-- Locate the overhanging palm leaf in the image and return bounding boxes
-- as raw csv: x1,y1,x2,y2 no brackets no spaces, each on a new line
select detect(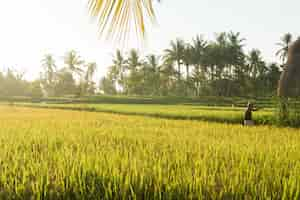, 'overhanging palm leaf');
88,0,158,42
